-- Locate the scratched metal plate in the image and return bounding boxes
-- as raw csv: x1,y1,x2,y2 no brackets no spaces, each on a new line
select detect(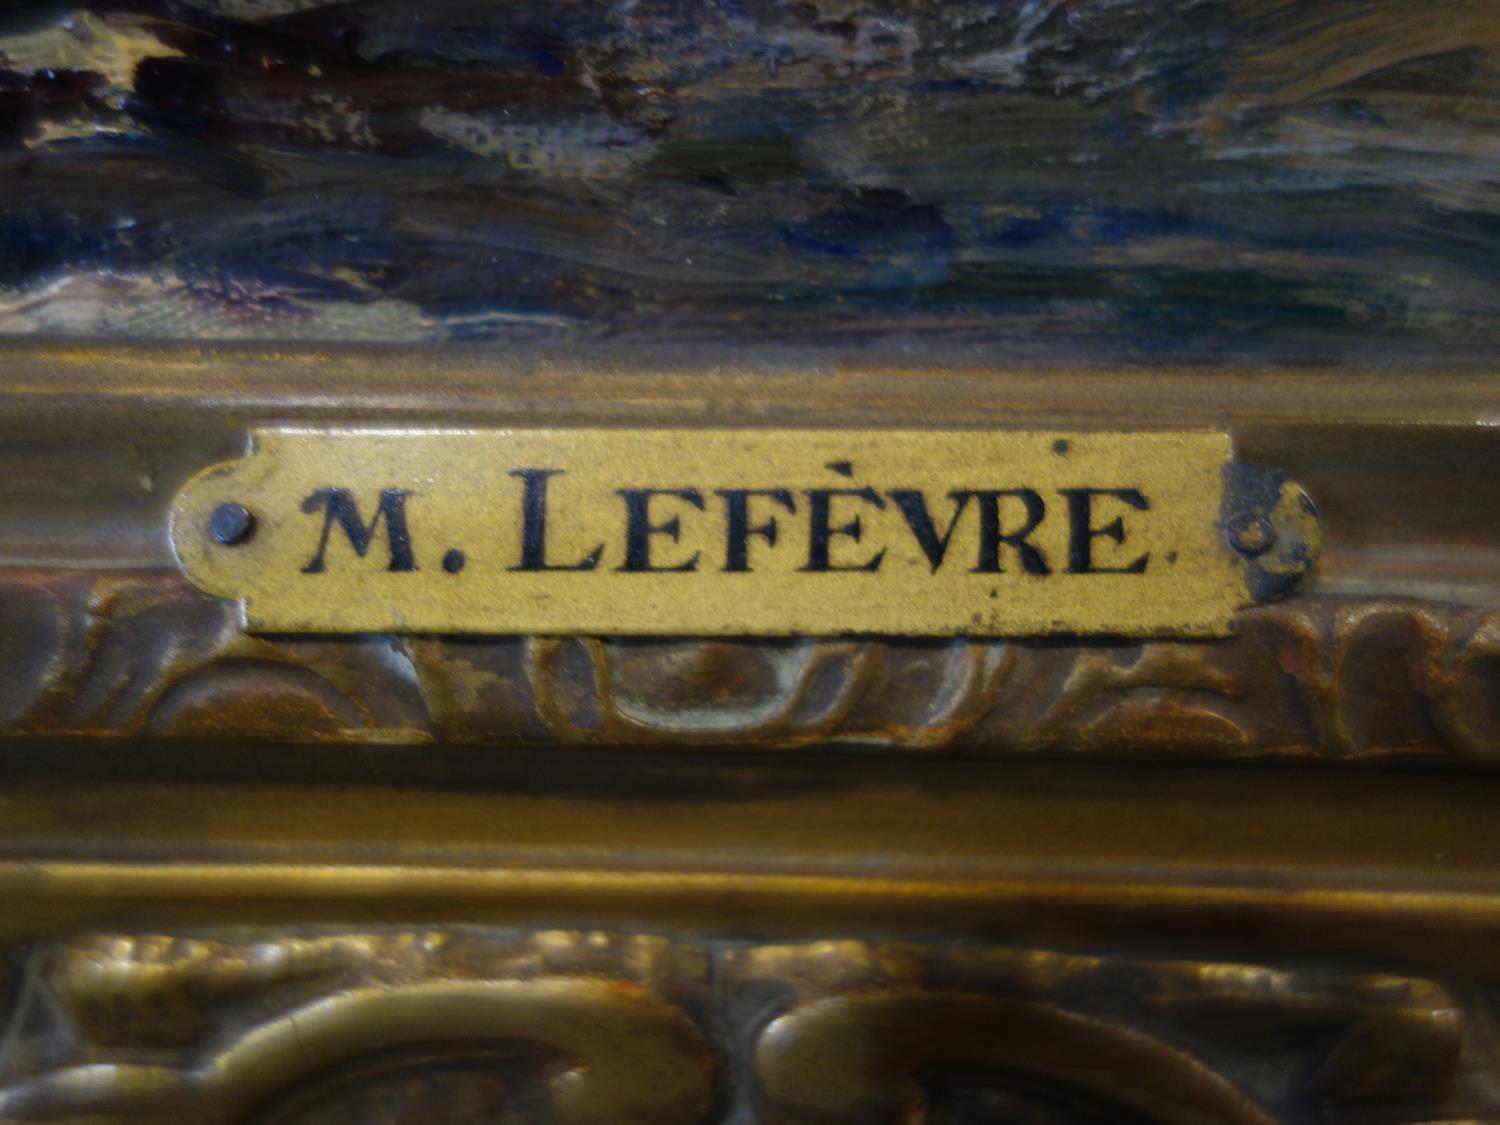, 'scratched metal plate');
169,427,1317,636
